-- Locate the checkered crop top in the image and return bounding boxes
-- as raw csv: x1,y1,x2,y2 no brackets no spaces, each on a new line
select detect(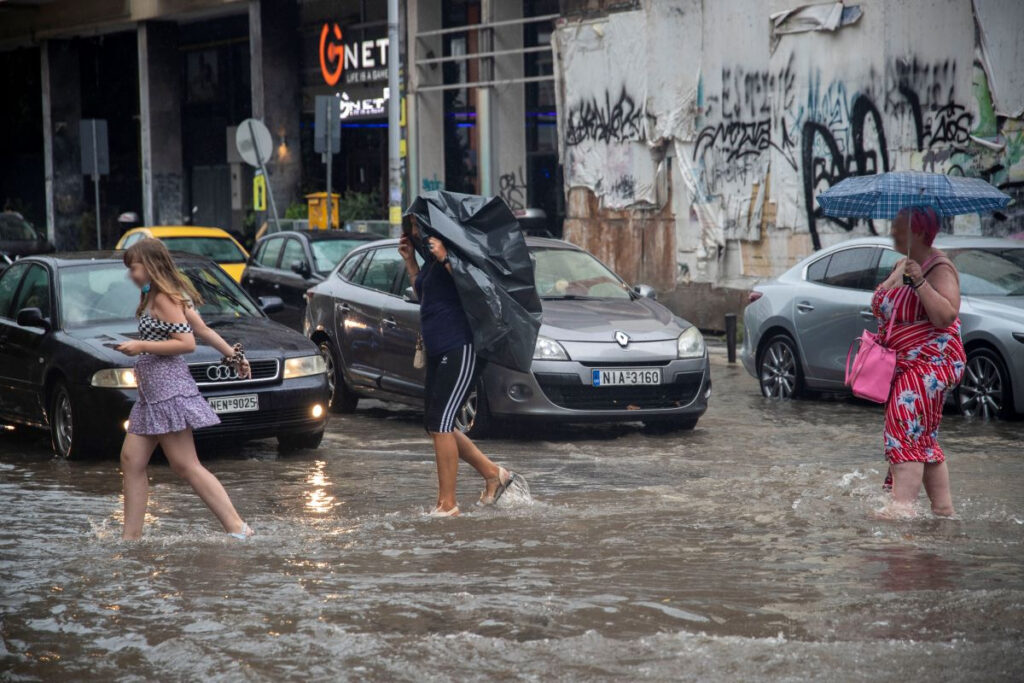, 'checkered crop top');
138,311,192,342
